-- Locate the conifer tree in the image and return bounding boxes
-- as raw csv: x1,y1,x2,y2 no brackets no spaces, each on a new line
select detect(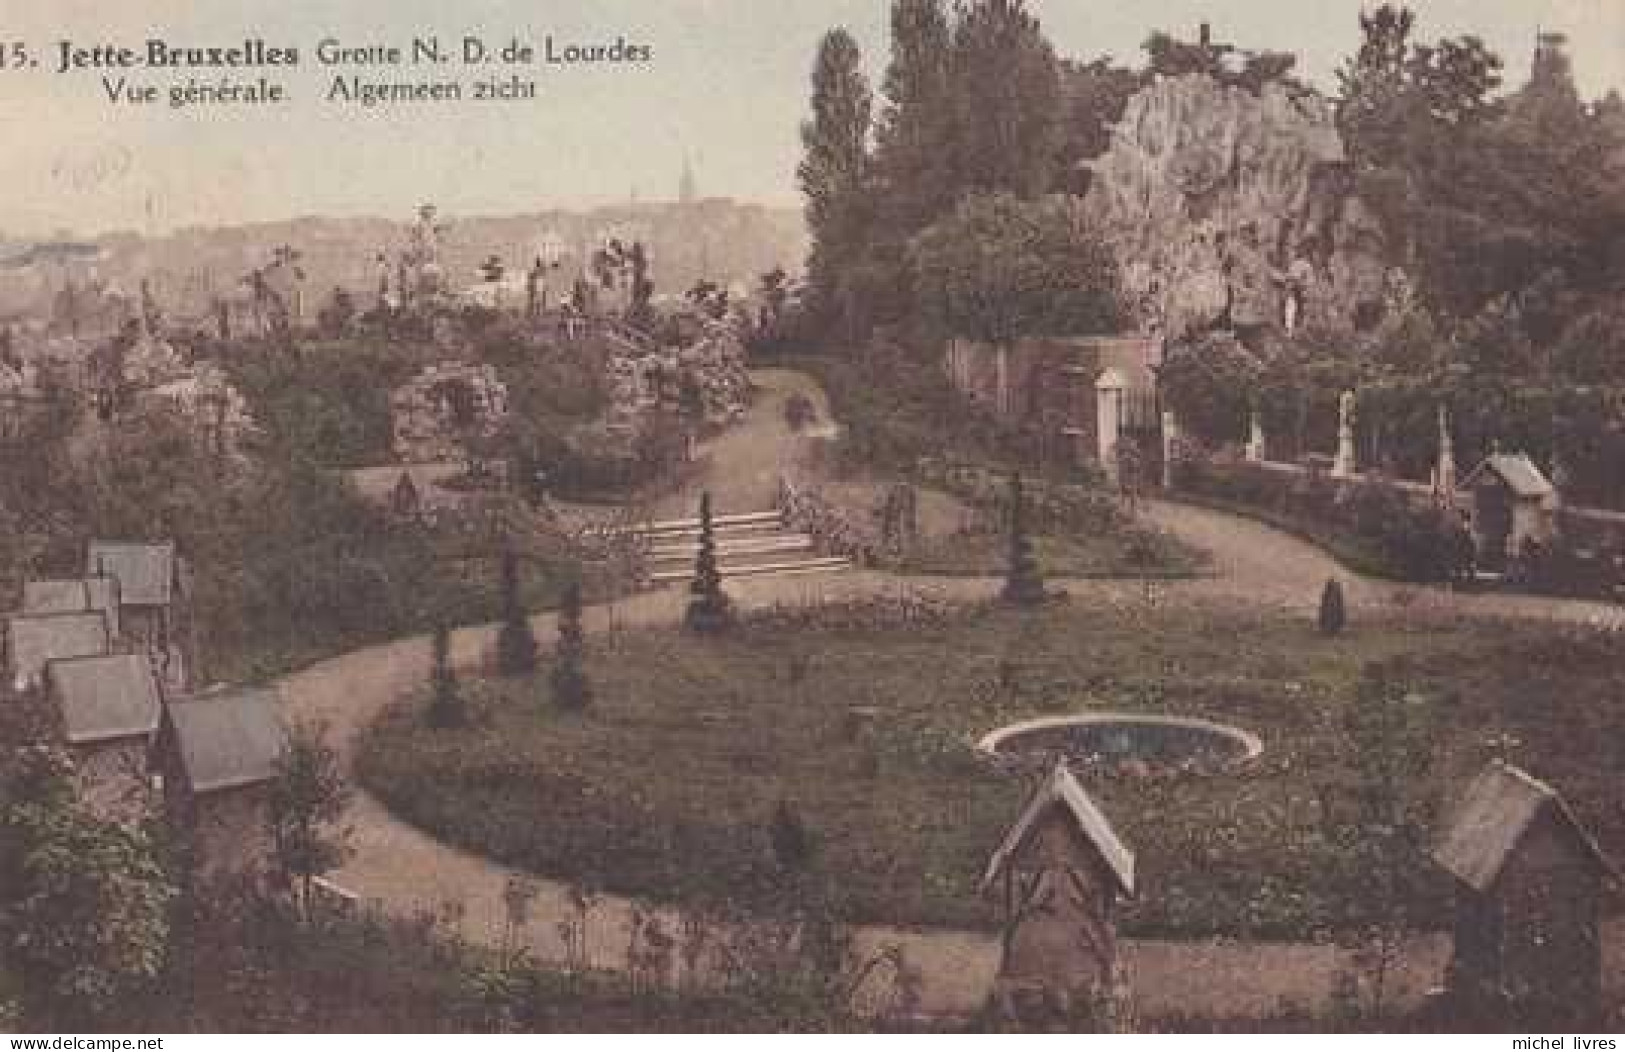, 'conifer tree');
798,28,874,335
1001,472,1047,606
427,622,464,728
769,799,816,873
684,491,734,632
948,0,1062,200
870,0,956,301
1319,578,1347,637
496,545,538,675
551,580,592,711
